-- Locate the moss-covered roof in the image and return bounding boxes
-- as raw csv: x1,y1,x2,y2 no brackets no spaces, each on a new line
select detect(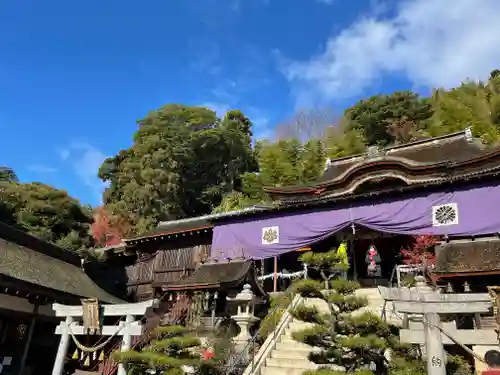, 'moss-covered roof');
435,238,500,274
0,223,123,304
